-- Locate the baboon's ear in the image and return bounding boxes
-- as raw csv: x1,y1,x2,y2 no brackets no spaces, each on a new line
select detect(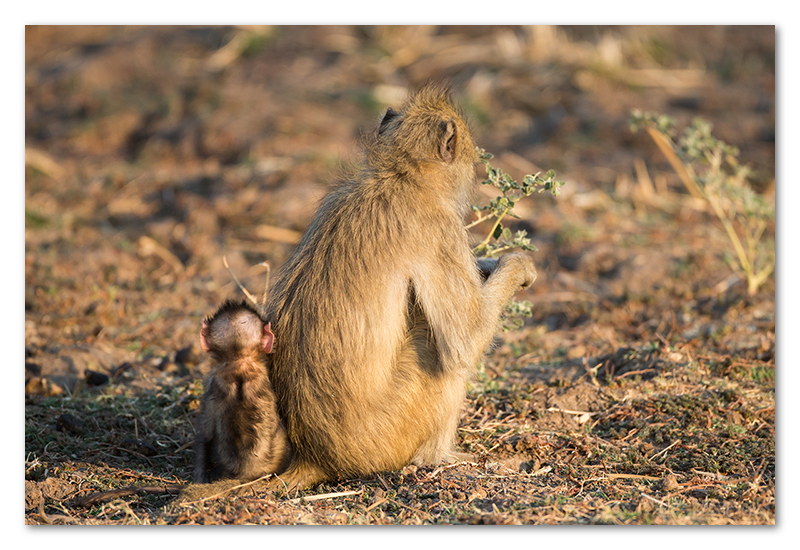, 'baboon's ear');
379,107,399,135
200,319,211,353
262,322,275,354
440,119,457,163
